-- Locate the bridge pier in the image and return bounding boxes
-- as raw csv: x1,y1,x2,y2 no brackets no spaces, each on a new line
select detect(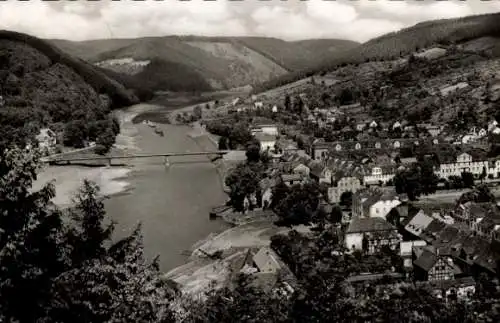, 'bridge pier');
107,158,112,167
164,156,170,169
